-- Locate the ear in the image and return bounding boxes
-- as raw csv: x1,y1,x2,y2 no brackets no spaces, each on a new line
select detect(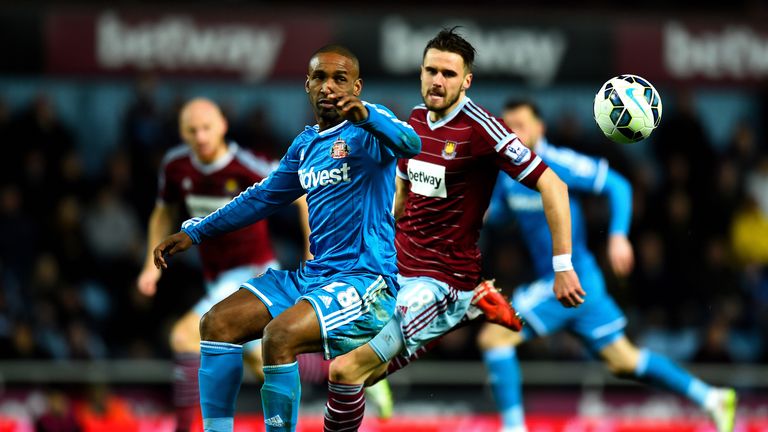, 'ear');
462,73,473,91
304,77,310,93
353,78,363,97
